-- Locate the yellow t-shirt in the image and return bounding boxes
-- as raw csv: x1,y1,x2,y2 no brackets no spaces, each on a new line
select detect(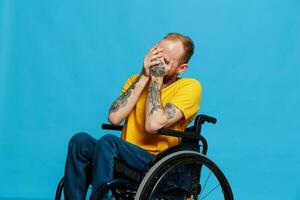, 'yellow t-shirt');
120,74,202,155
